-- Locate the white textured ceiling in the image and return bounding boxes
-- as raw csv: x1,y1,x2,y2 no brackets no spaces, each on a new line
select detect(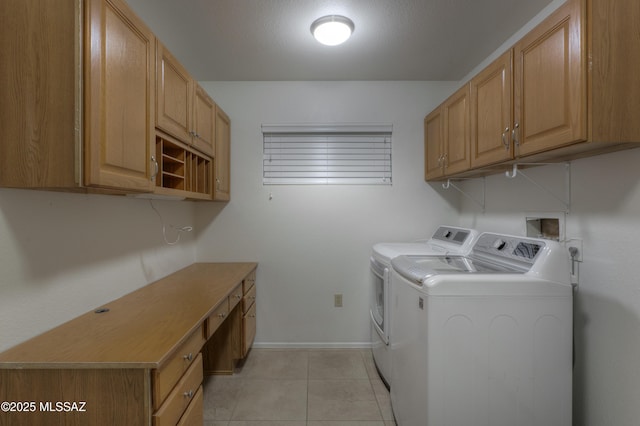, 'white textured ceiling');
126,0,553,81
